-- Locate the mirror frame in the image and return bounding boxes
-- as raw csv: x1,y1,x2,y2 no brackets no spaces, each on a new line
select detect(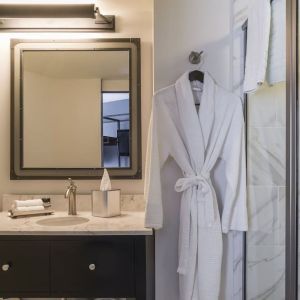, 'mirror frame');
11,38,141,180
